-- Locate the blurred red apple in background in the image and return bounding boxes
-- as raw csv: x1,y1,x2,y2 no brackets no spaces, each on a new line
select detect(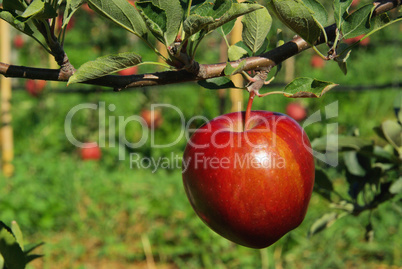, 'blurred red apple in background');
25,80,47,97
351,0,360,7
140,109,163,129
344,35,370,46
81,3,95,14
310,55,326,69
13,35,25,49
57,16,75,31
286,102,308,122
80,142,102,161
182,111,315,248
118,66,138,76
